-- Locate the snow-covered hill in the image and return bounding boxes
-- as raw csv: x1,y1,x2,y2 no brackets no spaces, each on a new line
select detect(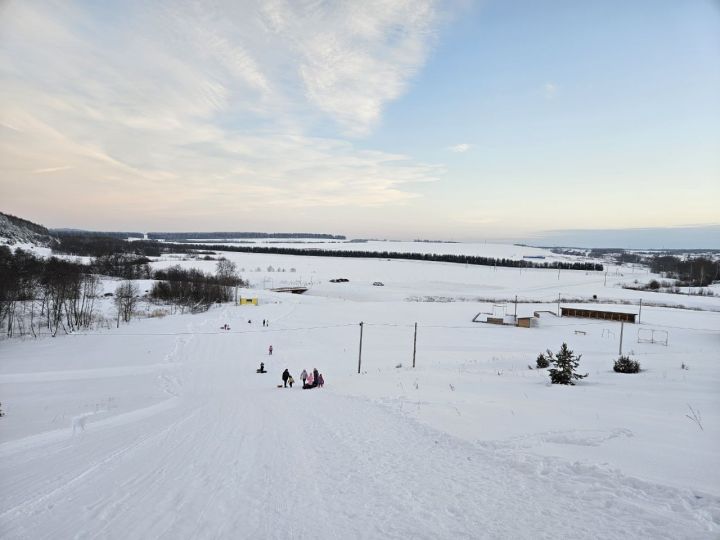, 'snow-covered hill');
0,212,57,247
1,246,719,538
